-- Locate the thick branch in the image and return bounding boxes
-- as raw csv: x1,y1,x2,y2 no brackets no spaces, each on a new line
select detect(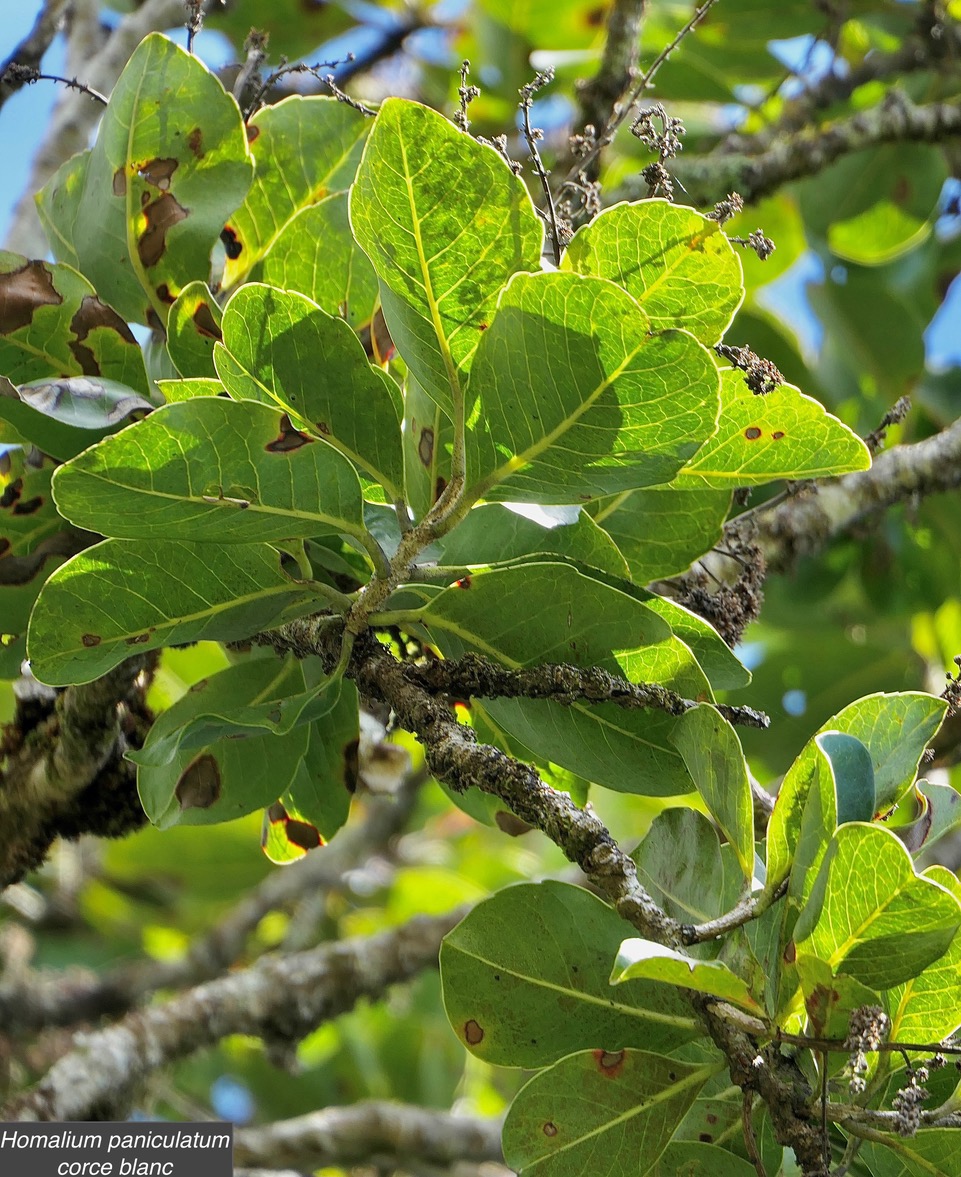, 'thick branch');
0,660,150,889
575,0,645,143
622,92,961,207
2,908,466,1121
0,0,72,113
234,1103,504,1171
749,417,961,573
407,650,769,729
